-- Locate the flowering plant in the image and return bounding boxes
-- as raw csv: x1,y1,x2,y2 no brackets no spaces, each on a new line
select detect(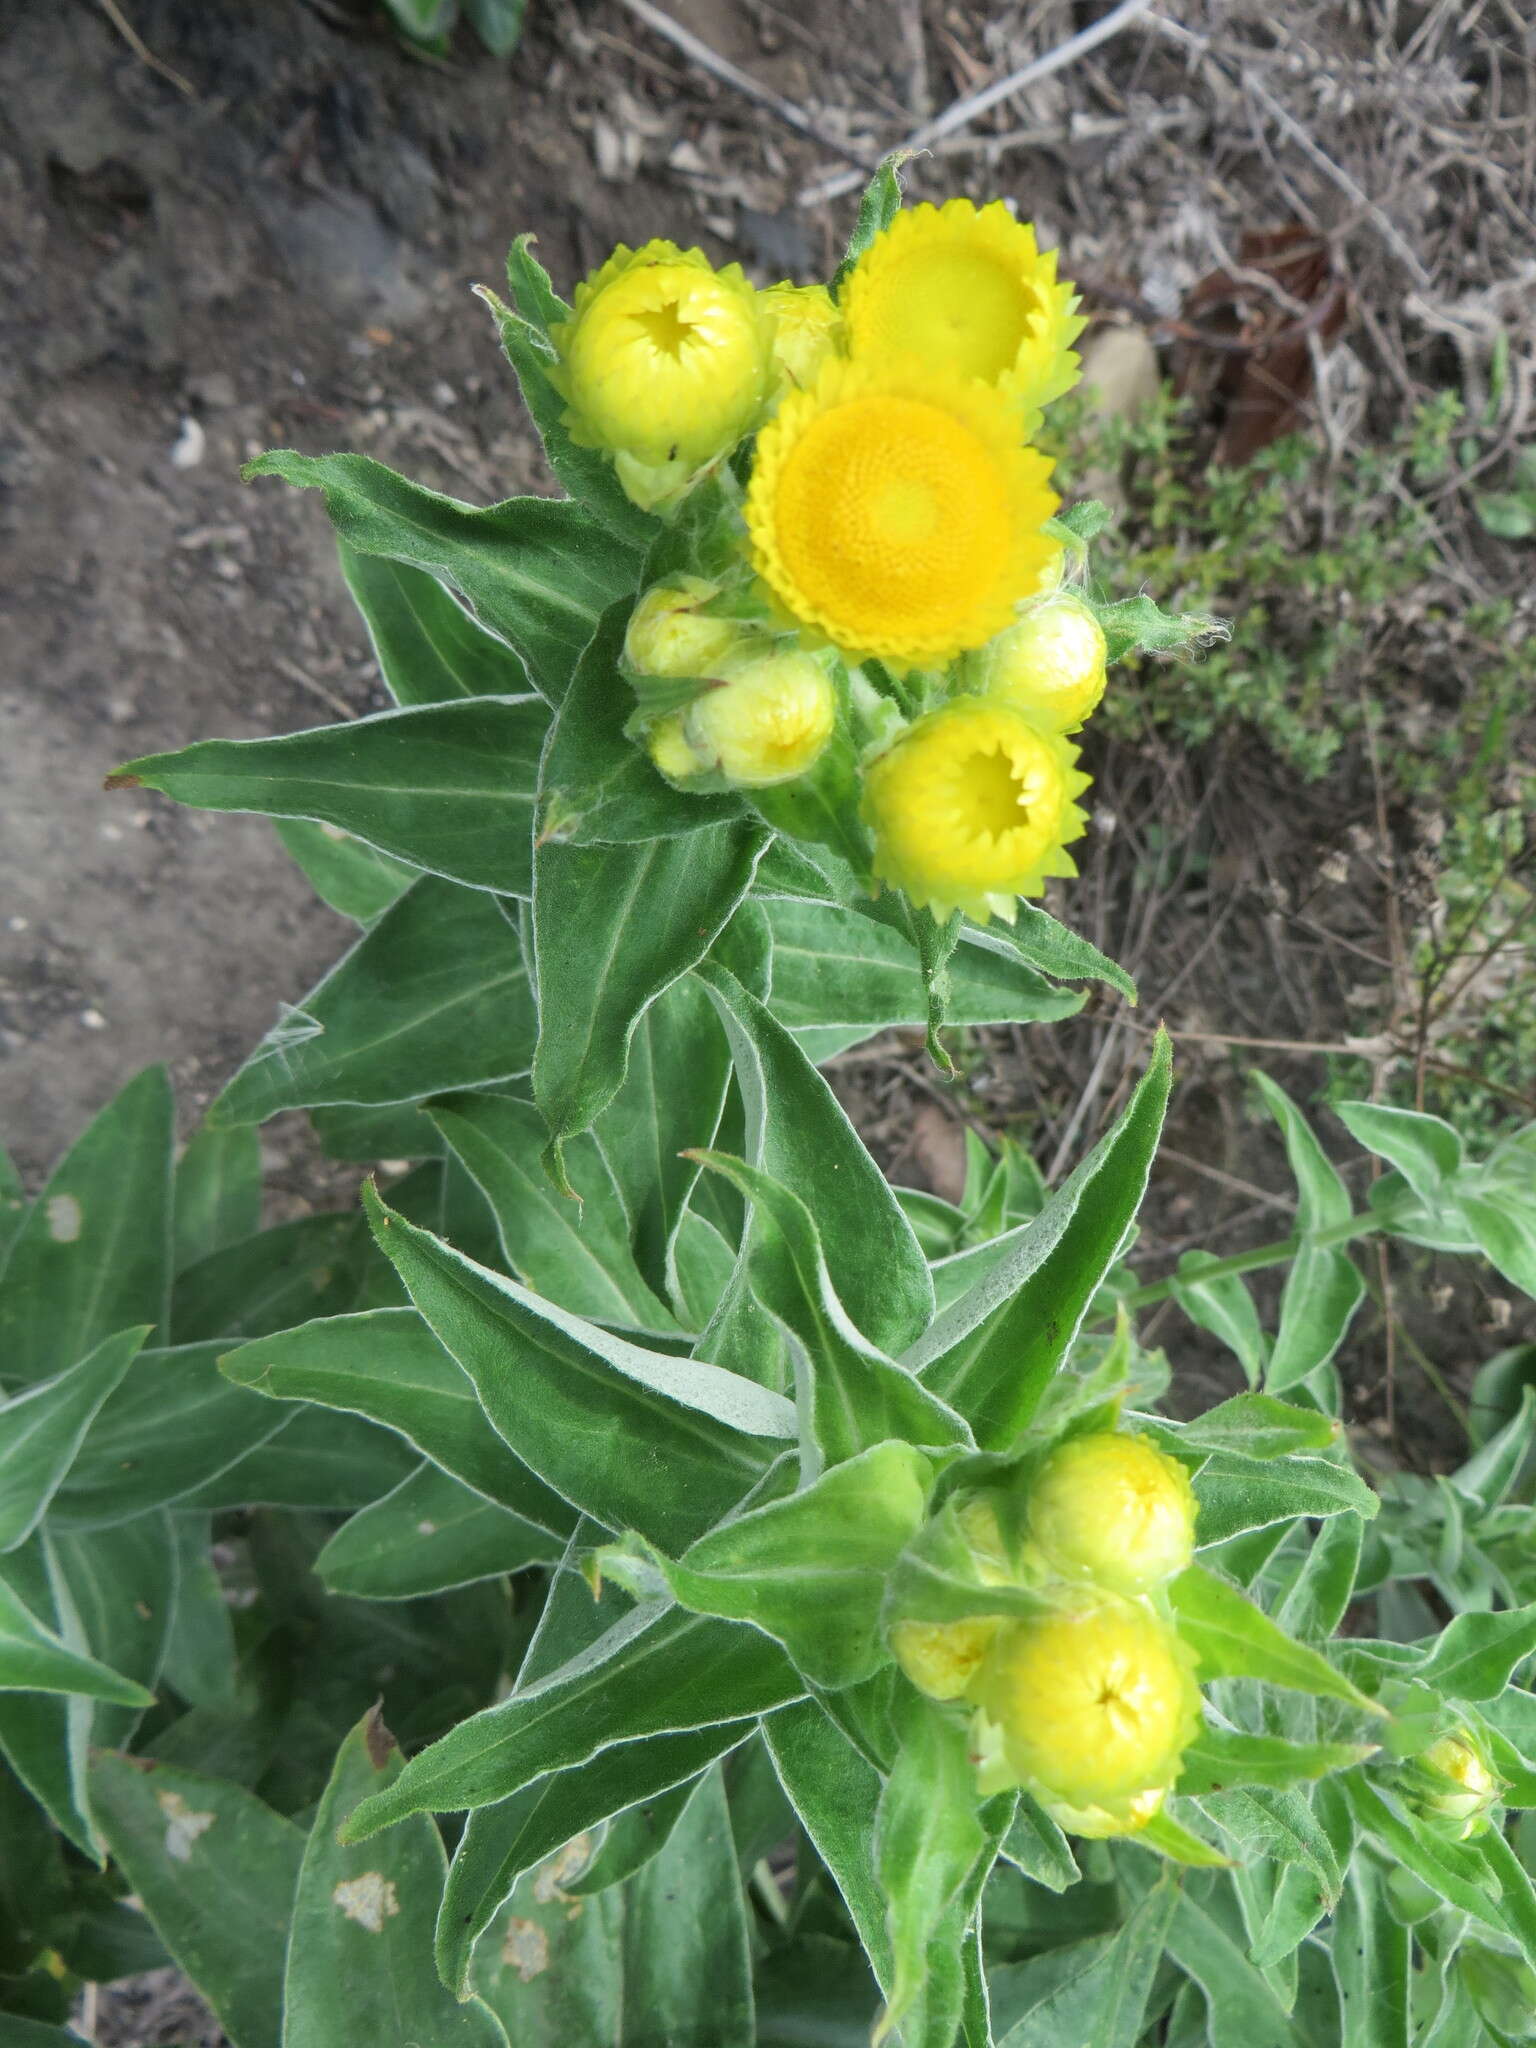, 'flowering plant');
2,163,1535,2046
